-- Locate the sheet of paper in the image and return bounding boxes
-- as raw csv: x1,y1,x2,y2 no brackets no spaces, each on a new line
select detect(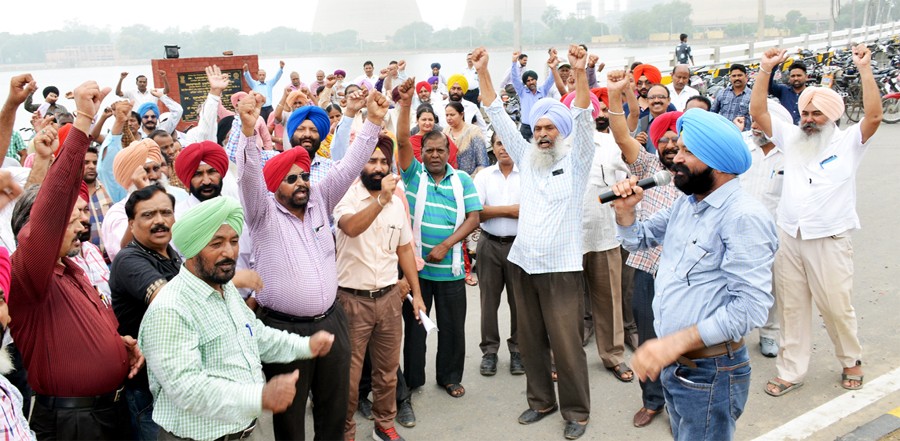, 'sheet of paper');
407,294,437,334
